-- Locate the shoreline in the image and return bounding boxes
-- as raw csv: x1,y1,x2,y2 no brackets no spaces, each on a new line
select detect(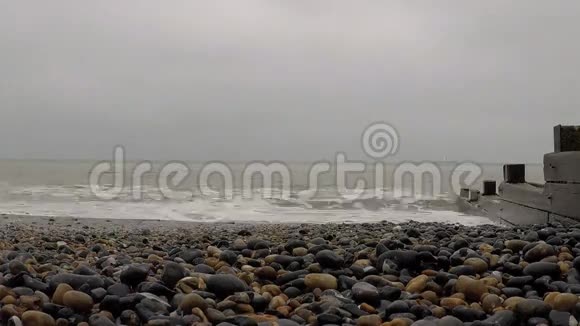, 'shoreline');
0,210,498,228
